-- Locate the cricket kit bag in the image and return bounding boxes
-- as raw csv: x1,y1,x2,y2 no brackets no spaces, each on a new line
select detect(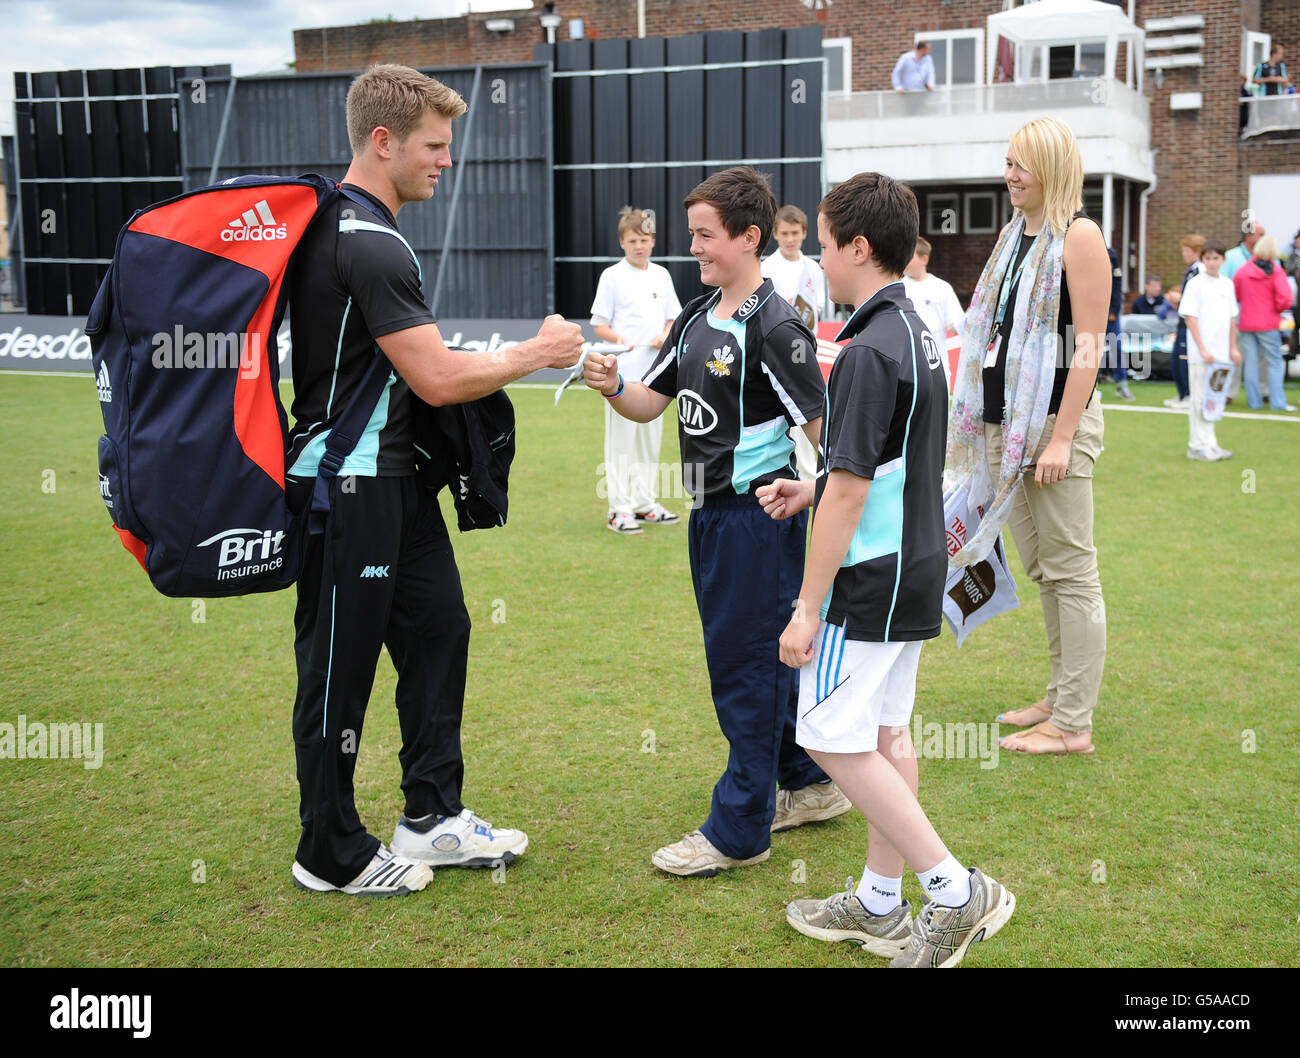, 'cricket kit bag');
88,173,390,598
